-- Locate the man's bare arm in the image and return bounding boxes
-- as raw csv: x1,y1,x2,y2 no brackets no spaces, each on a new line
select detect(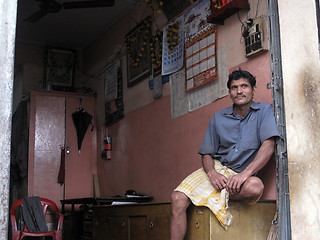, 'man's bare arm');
226,137,276,194
202,154,228,191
